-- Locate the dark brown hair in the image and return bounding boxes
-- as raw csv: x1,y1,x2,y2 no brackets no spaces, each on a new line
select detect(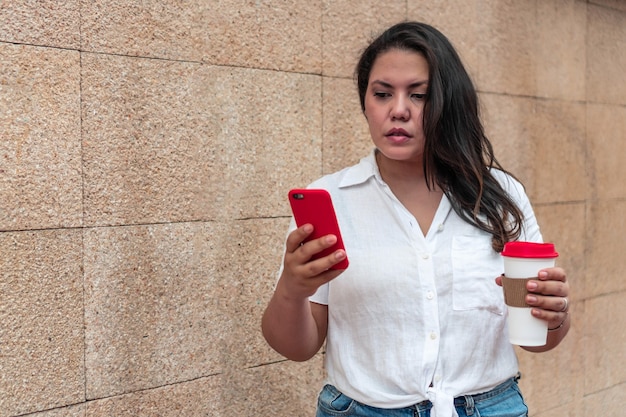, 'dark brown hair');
356,21,524,251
